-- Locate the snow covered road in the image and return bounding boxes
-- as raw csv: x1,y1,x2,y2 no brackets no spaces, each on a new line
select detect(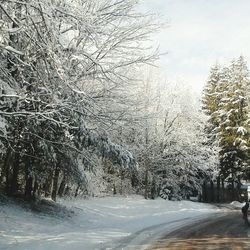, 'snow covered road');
0,196,227,250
